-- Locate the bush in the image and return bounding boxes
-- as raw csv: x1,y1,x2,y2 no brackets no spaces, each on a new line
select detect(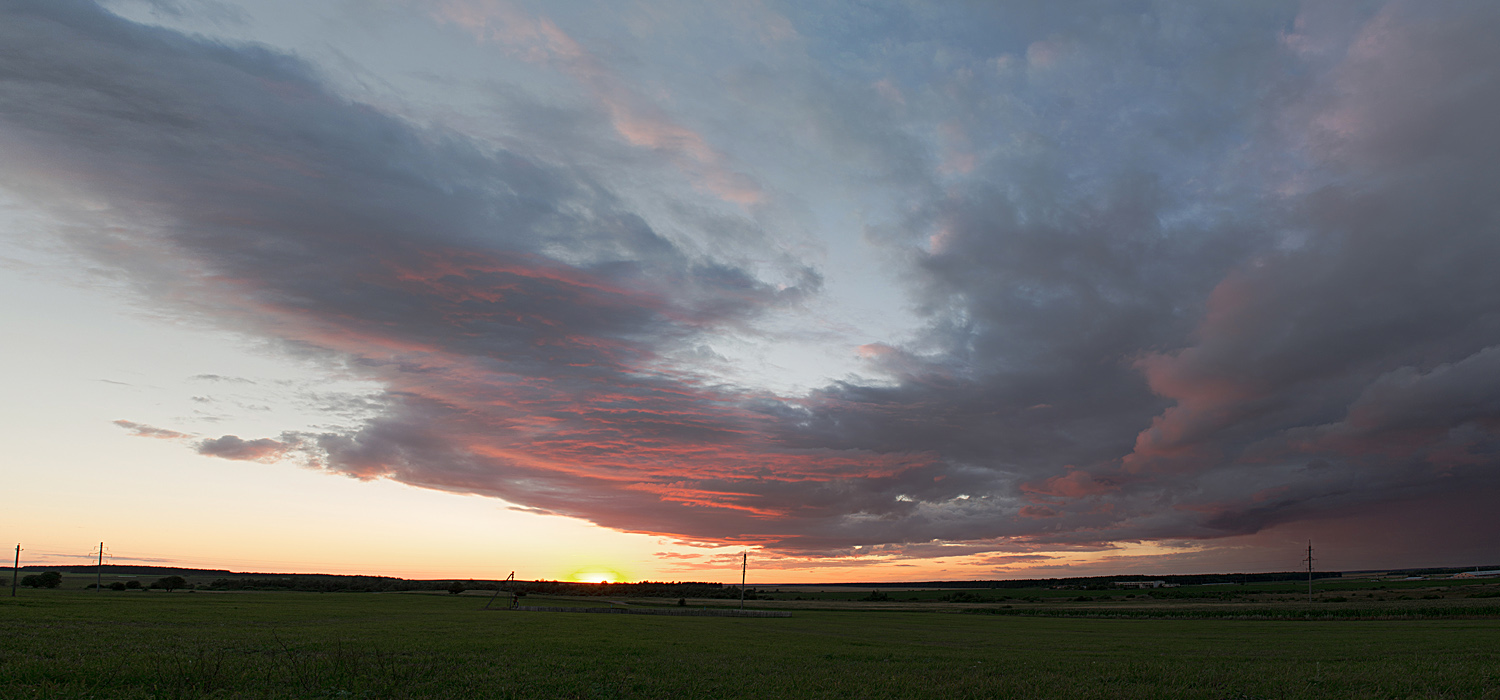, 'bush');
20,571,62,589
125,580,142,590
941,591,992,603
109,582,126,591
446,581,466,595
151,576,186,592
